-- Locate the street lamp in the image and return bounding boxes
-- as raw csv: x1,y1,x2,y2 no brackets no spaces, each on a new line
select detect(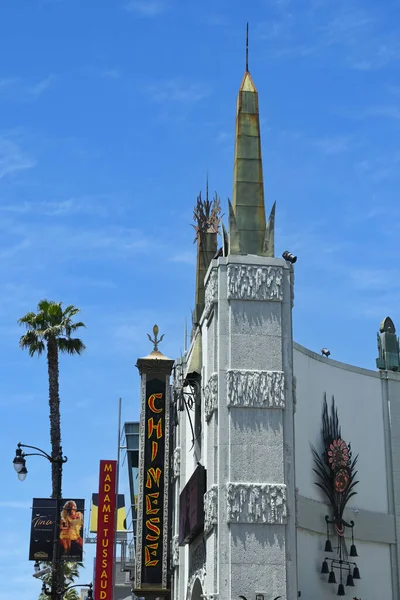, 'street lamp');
13,445,26,474
42,582,93,599
13,442,68,600
17,464,28,481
